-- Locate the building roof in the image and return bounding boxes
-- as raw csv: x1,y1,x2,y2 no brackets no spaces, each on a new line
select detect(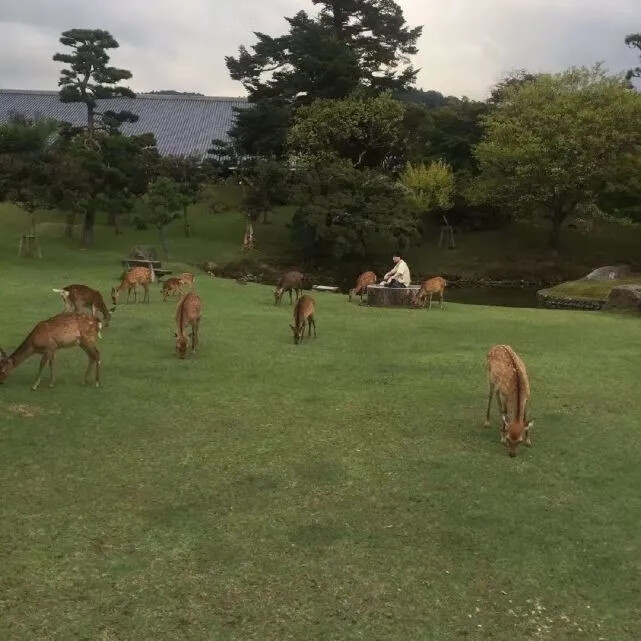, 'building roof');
0,89,248,158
